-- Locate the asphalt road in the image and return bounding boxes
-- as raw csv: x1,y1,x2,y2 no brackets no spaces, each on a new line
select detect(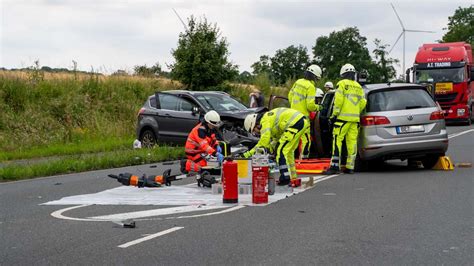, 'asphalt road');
1,125,472,265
